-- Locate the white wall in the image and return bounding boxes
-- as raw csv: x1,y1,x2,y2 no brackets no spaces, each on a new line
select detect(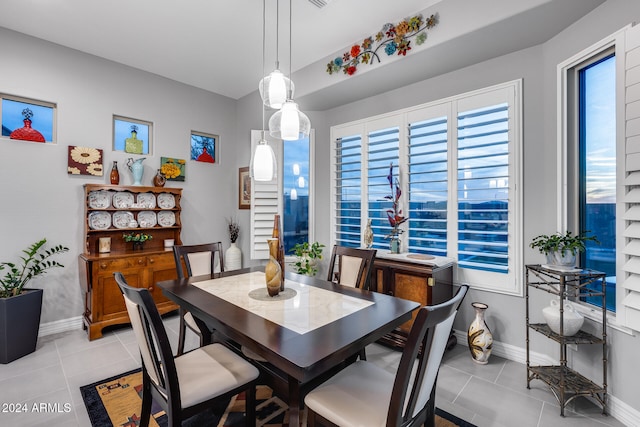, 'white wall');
0,28,241,324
